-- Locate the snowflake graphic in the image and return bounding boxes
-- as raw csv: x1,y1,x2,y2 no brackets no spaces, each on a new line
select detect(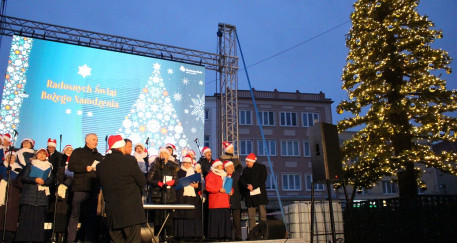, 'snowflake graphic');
167,68,173,74
77,110,83,116
78,64,92,78
153,63,161,70
182,78,189,85
173,92,183,102
87,111,93,117
65,108,71,114
189,94,205,123
199,80,204,86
